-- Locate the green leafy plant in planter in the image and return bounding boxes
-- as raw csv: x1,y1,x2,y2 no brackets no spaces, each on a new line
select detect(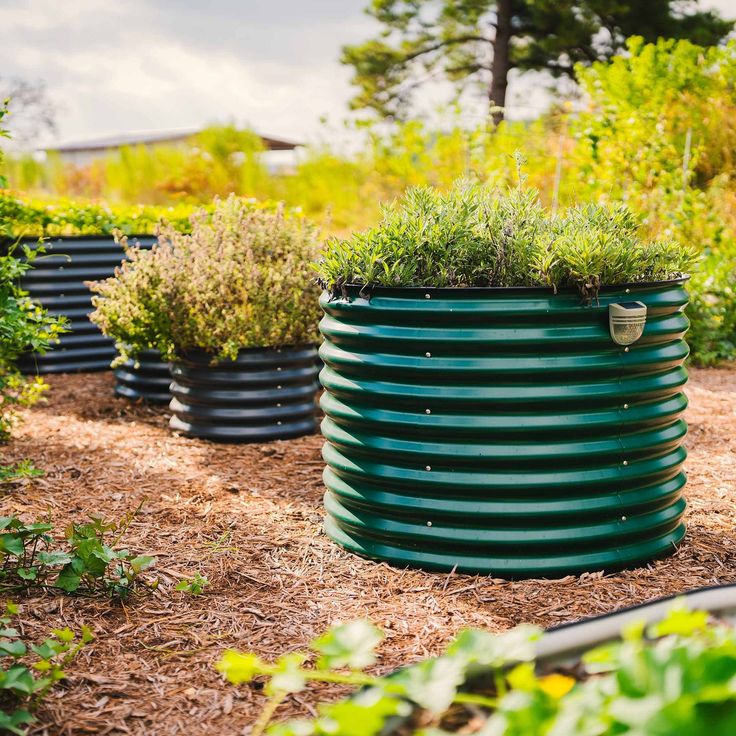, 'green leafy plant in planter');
316,180,697,297
88,194,323,441
316,180,697,577
217,606,736,736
